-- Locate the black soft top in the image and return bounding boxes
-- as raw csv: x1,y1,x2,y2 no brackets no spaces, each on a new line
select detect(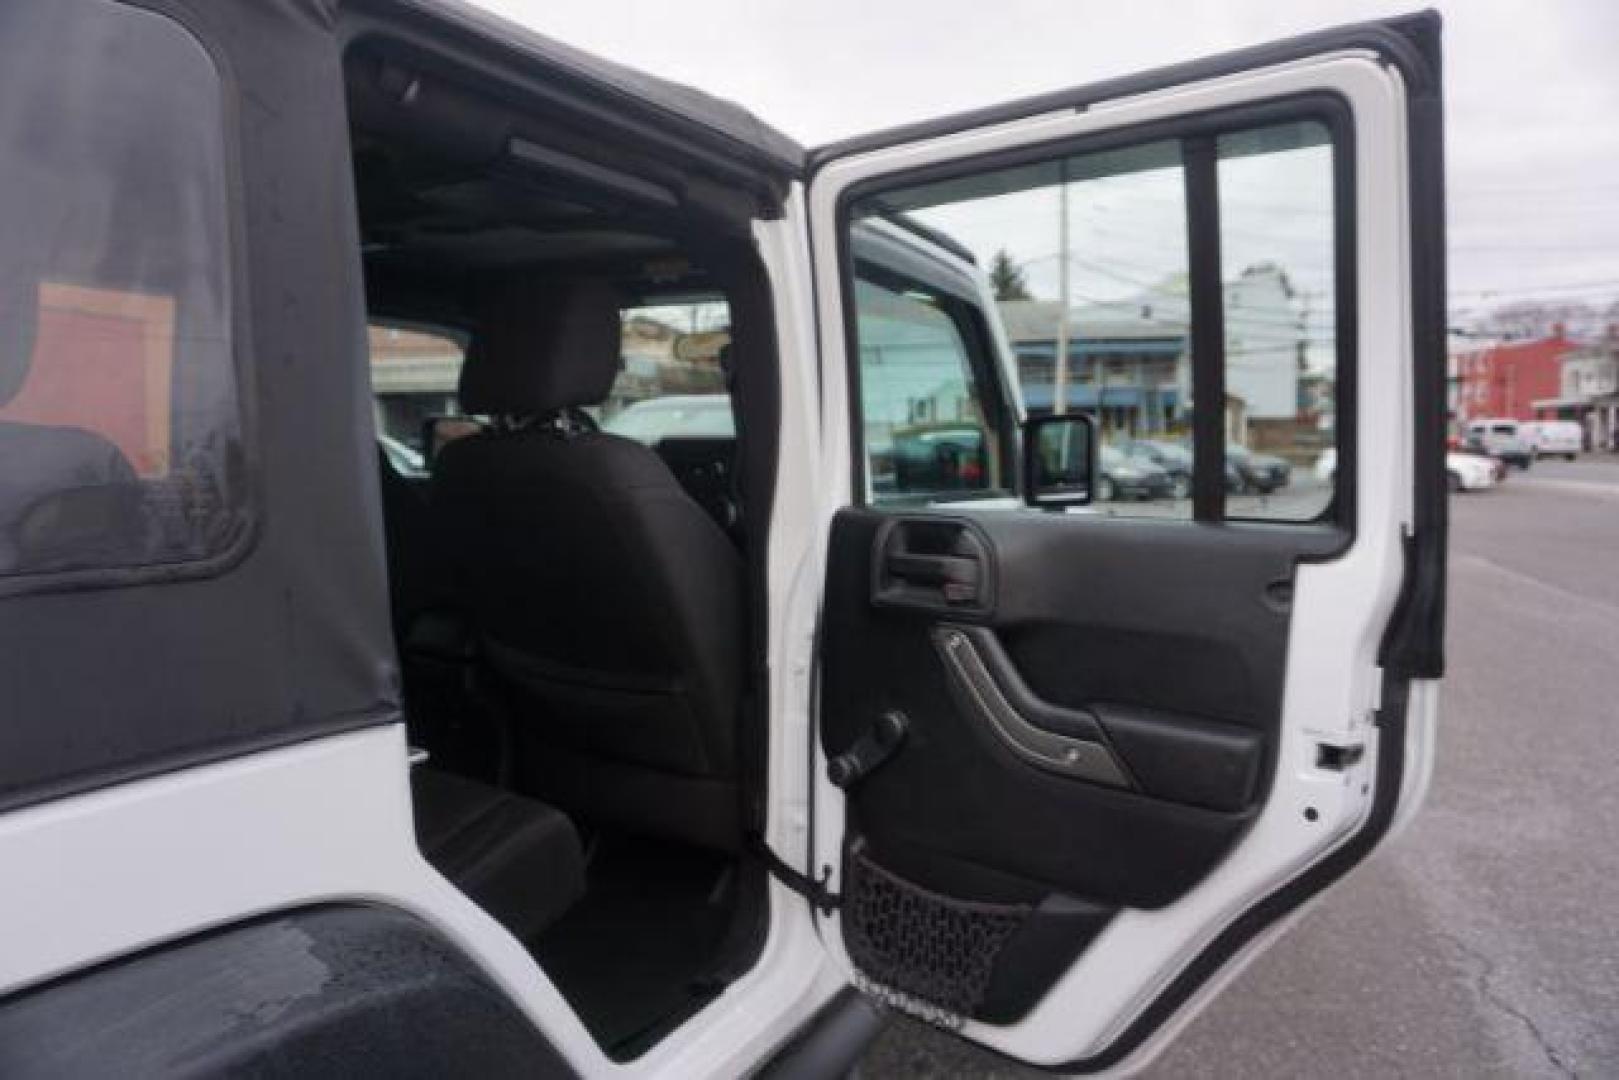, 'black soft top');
356,0,806,178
